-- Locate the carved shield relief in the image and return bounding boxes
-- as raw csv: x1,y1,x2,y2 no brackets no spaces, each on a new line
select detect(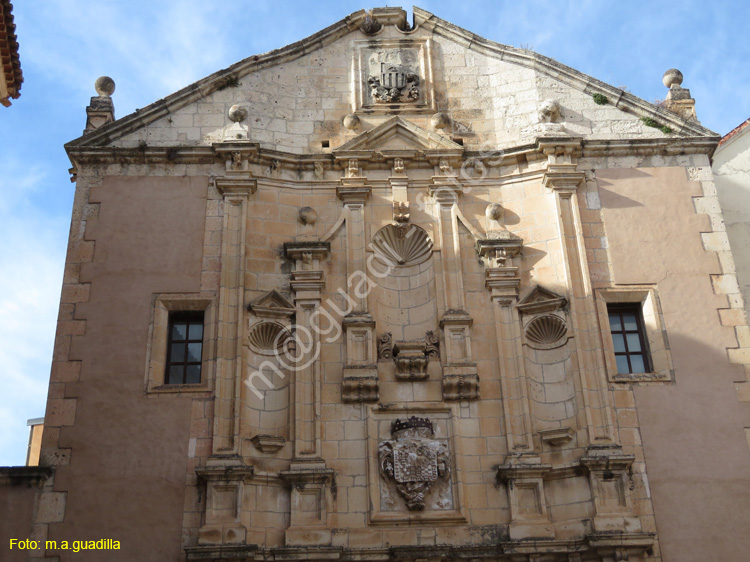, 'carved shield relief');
354,39,435,113
368,408,463,522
